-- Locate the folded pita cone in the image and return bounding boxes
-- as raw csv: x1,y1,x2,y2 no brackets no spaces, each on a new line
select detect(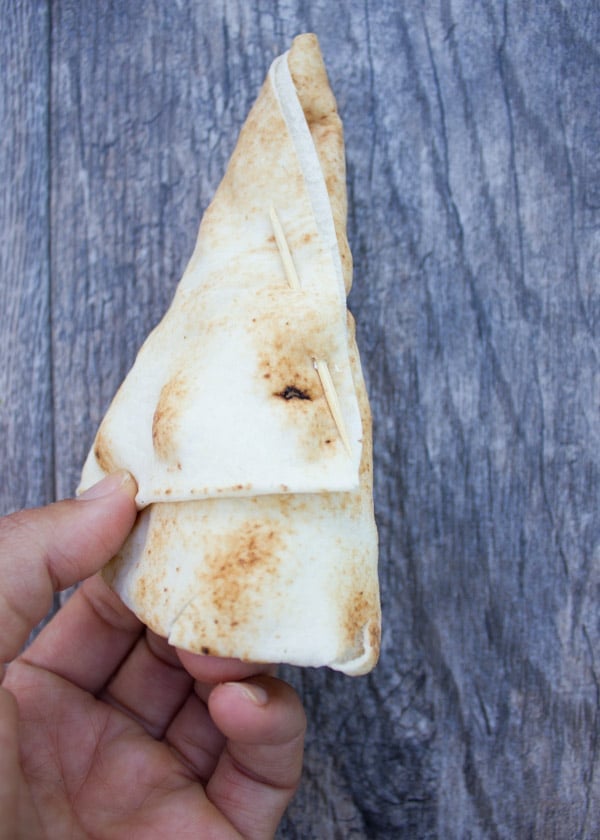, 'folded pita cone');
79,34,380,675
